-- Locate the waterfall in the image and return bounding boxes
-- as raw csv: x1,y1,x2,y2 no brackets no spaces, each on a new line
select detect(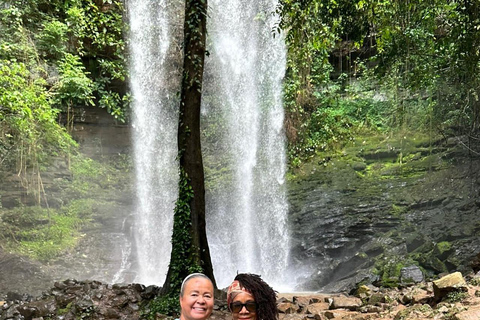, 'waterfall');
127,0,182,285
127,0,289,288
202,0,290,289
